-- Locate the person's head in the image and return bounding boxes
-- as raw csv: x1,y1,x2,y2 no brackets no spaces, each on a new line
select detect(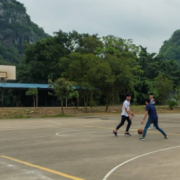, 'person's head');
126,93,132,101
149,92,154,99
145,98,150,105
